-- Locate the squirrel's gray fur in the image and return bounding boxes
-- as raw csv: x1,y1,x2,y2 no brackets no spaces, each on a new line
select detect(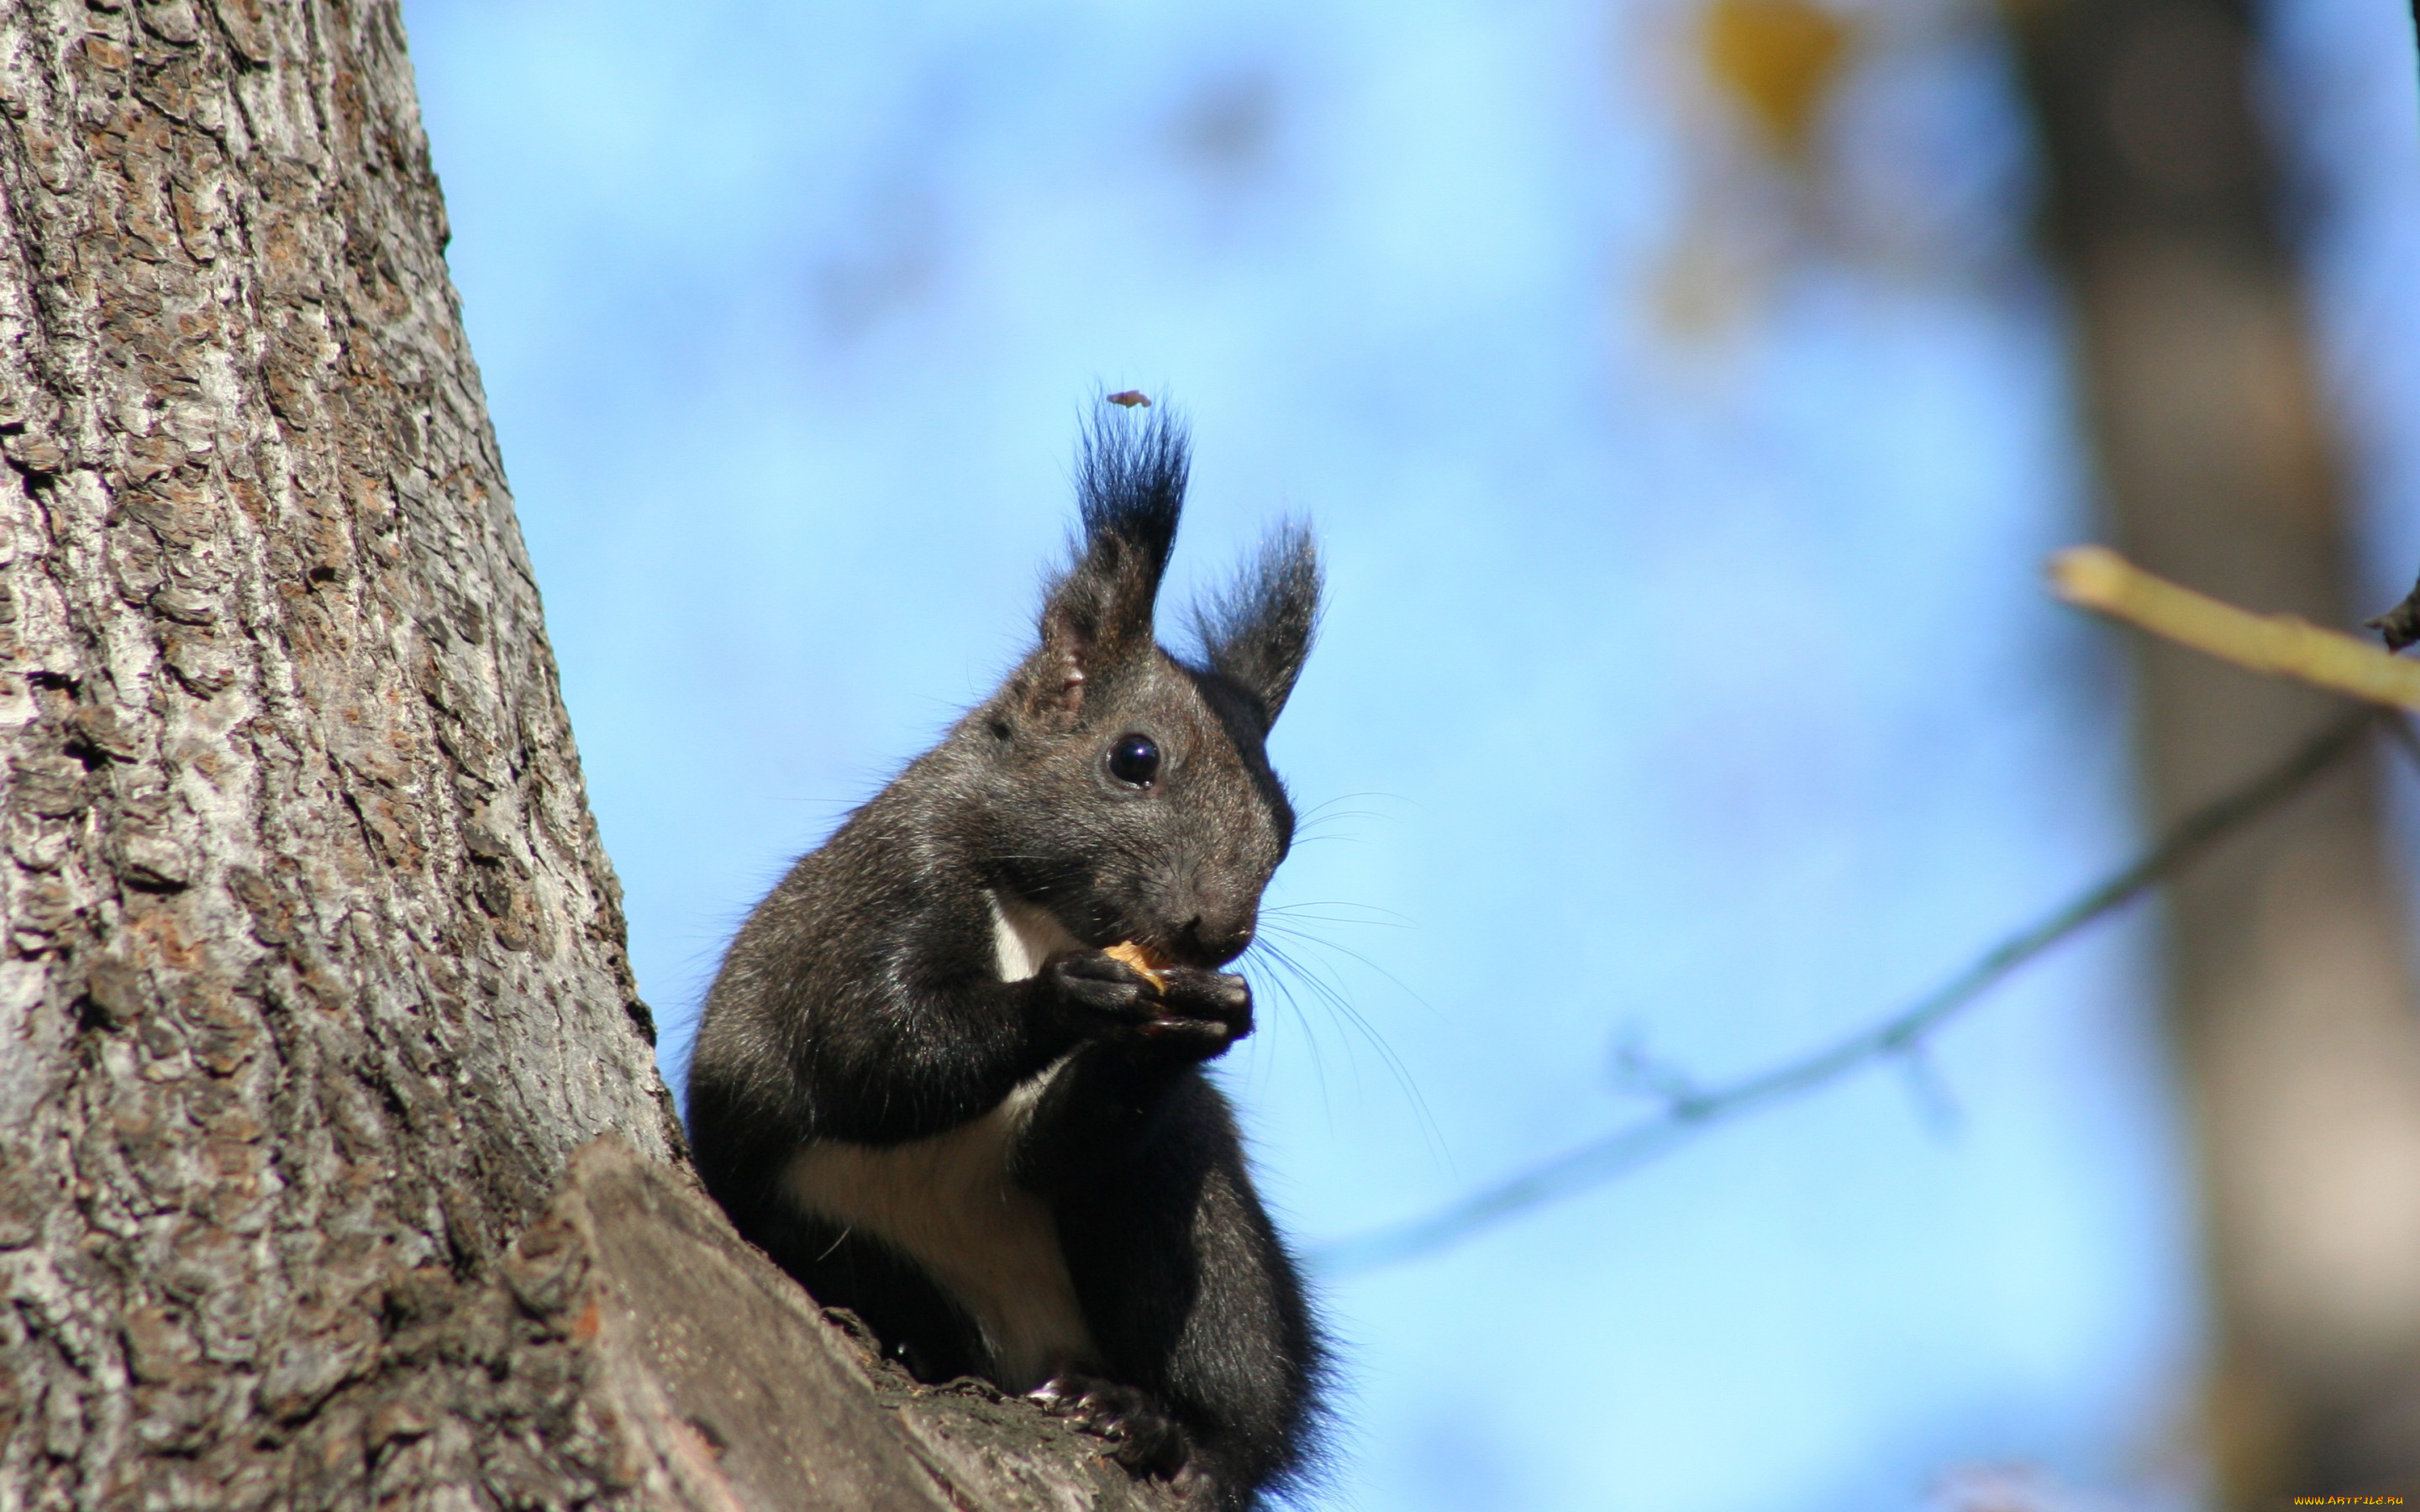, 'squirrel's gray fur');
687,403,1328,1509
